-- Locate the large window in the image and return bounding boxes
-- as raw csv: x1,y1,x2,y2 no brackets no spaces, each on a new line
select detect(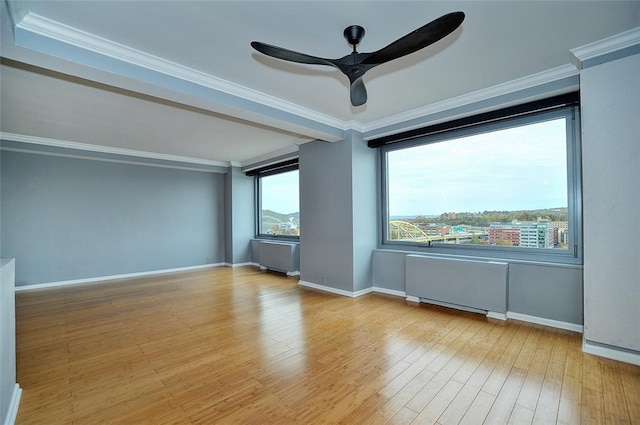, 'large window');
379,99,581,263
255,164,300,239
